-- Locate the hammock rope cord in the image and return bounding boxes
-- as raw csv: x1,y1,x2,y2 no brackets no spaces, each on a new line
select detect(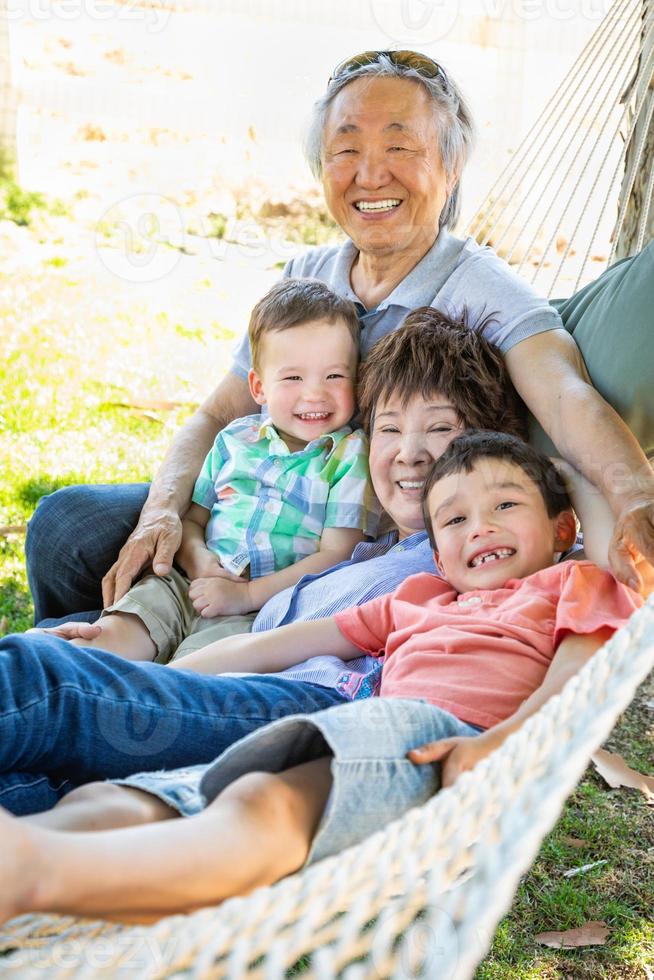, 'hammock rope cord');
1,3,653,976
464,0,654,295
